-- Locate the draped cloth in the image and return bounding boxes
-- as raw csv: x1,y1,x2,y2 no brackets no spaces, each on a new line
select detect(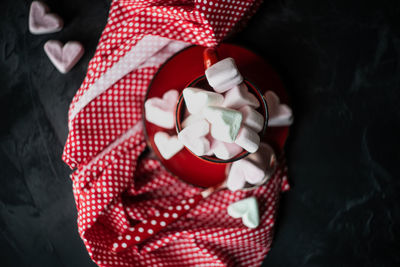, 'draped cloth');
62,1,289,266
